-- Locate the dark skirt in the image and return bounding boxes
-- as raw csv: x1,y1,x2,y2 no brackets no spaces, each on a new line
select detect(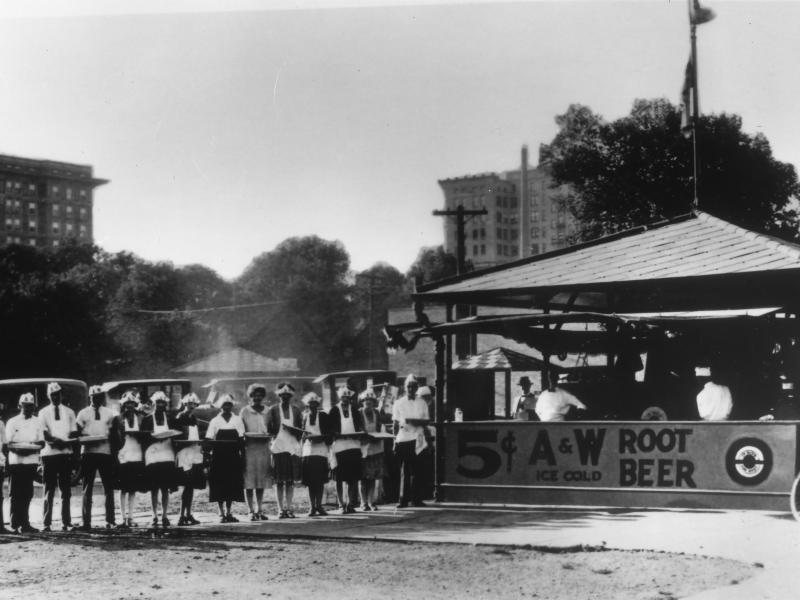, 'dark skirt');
209,447,245,502
361,452,385,480
145,461,178,492
301,456,330,487
115,461,147,493
272,452,301,484
334,448,362,483
178,464,207,490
